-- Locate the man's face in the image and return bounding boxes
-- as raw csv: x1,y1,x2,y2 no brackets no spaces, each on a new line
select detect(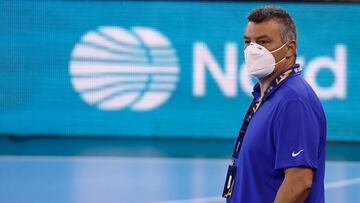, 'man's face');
243,20,288,64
